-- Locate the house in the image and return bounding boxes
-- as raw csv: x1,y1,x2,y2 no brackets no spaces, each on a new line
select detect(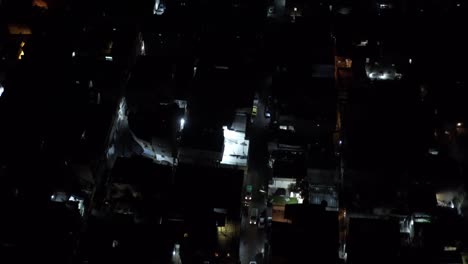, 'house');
126,56,188,165
220,112,250,169
272,72,336,140
270,204,339,263
346,217,400,264
178,120,224,166
175,164,244,261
